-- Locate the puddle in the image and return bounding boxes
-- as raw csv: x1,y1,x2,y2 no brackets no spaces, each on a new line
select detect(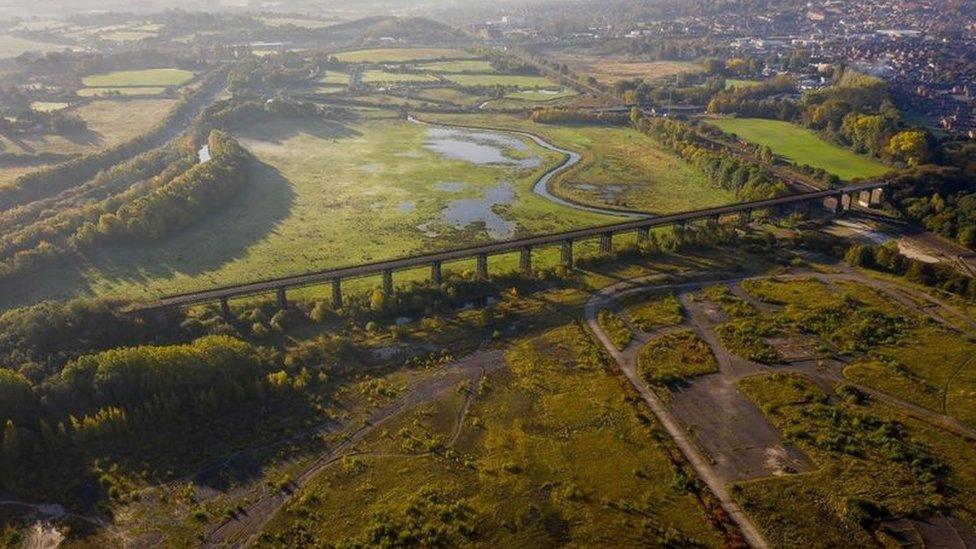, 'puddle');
398,201,415,213
441,182,516,240
360,163,382,173
571,182,627,202
434,181,468,193
424,127,541,169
